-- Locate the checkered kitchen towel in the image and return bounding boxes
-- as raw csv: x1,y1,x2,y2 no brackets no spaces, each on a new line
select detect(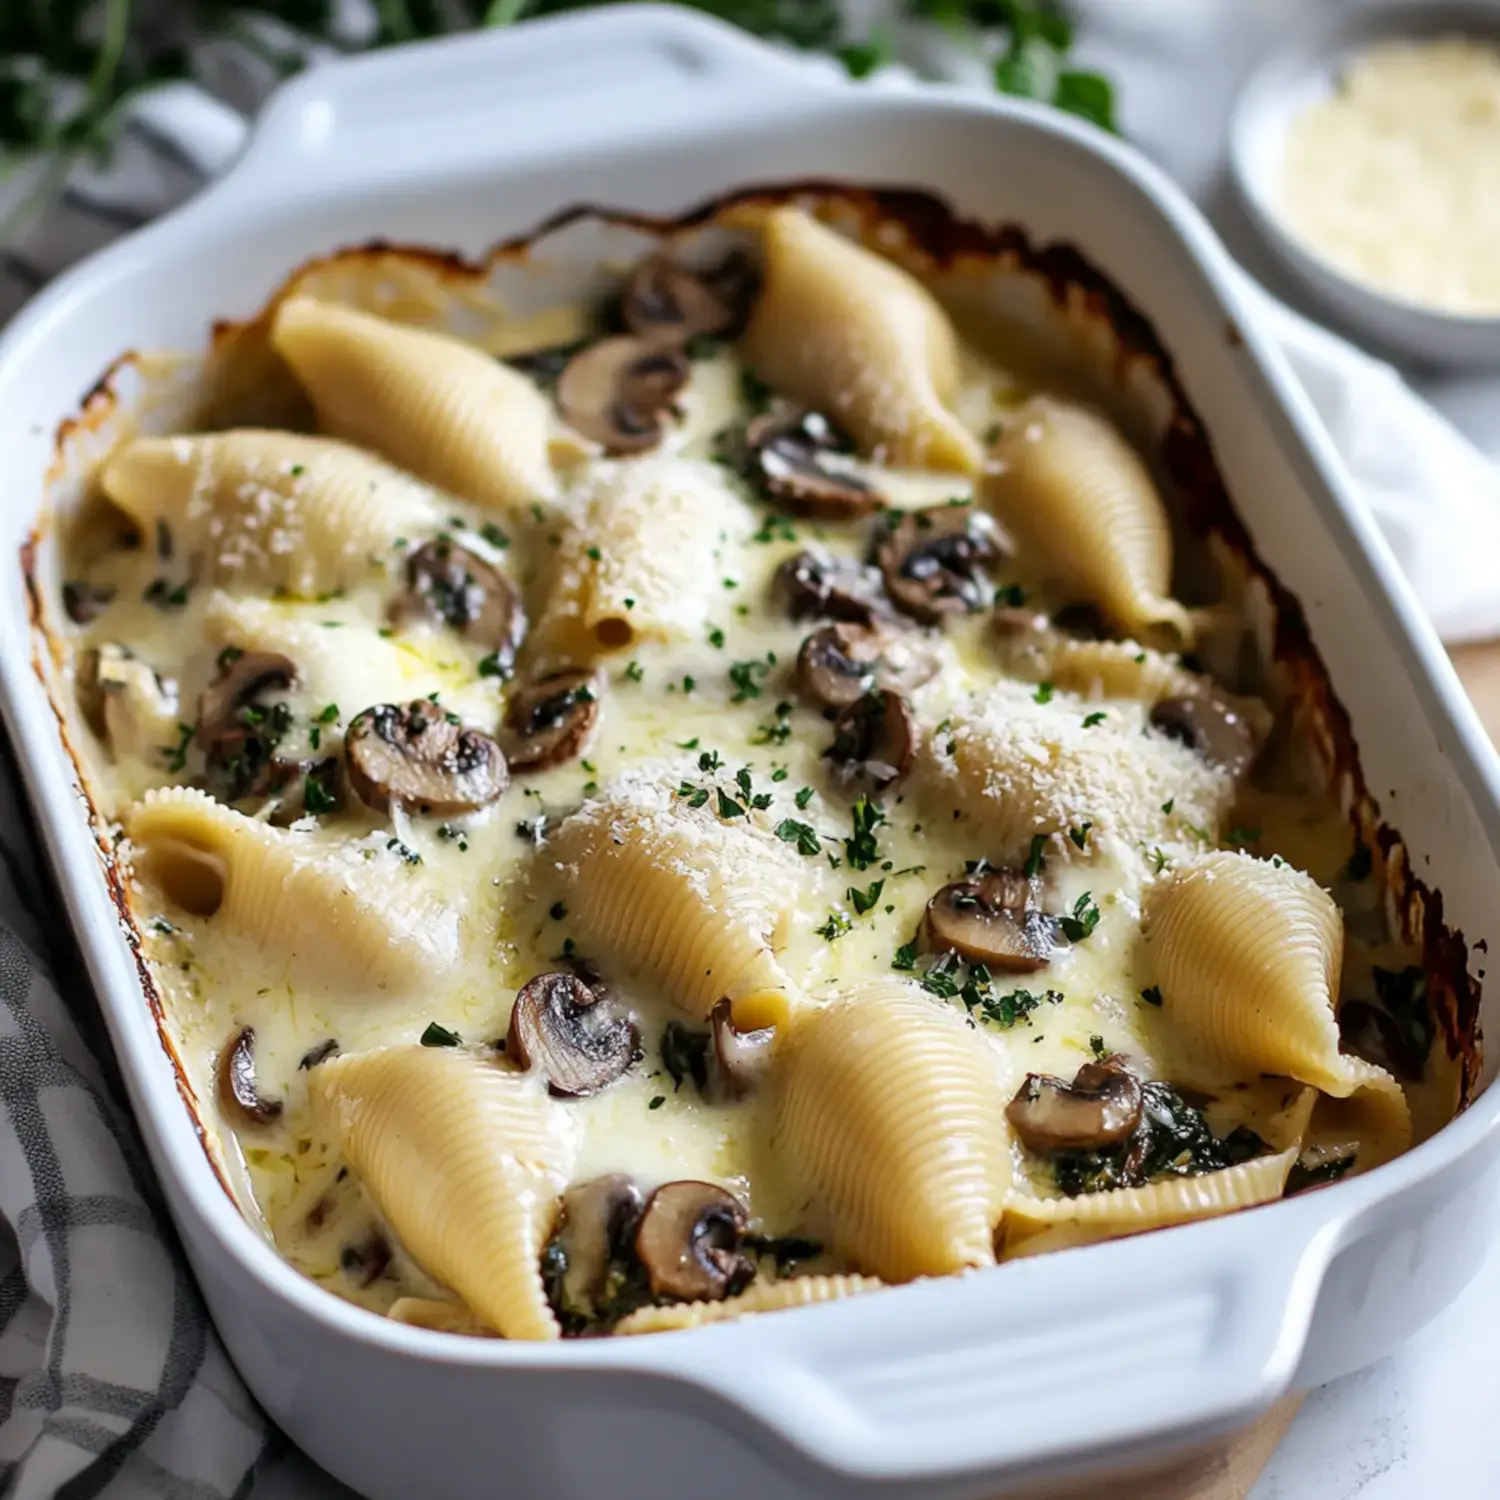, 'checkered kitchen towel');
0,32,357,1500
